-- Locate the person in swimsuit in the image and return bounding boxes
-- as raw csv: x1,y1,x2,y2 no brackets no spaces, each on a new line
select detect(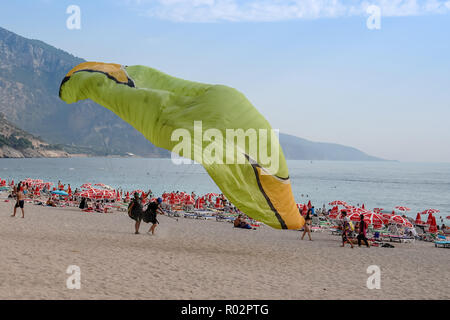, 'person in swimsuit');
46,197,56,207
128,192,144,234
12,183,25,218
144,197,164,235
233,214,252,229
301,209,313,240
